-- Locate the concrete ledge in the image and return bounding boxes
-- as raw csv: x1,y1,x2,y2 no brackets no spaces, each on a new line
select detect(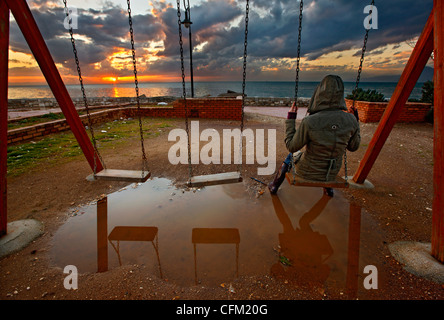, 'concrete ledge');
342,177,375,189
0,219,44,259
388,241,444,284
